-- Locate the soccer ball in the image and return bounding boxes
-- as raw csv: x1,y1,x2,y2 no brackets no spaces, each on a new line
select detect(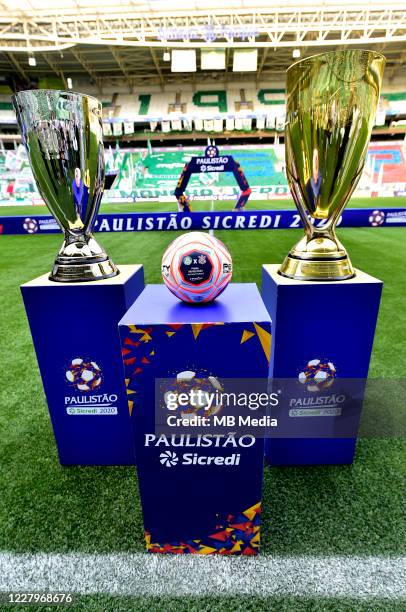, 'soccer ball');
164,370,223,418
65,358,102,392
298,359,336,392
23,217,38,233
161,232,232,303
369,210,385,227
